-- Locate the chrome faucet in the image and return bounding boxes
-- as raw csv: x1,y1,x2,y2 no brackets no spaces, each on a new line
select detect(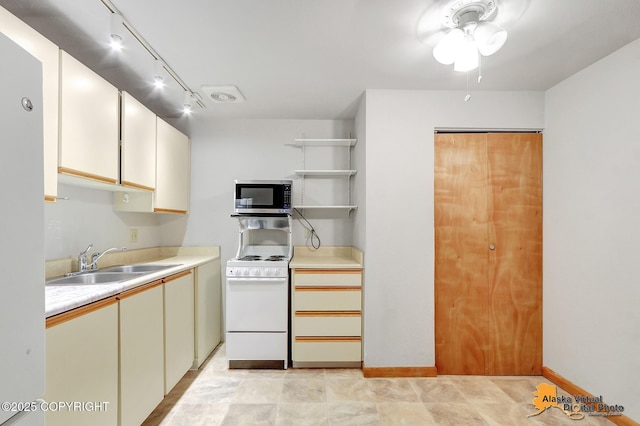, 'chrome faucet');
75,244,126,273
89,246,127,271
76,244,94,273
